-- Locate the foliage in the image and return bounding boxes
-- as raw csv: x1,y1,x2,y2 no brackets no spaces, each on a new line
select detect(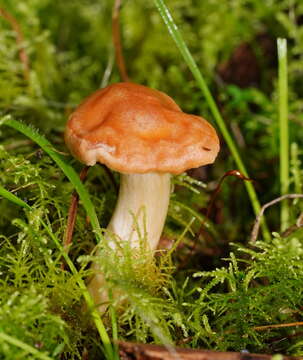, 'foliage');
0,0,303,359
190,236,303,353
